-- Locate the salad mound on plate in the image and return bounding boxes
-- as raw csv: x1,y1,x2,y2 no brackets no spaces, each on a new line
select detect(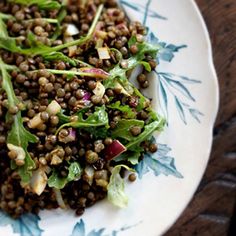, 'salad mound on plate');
0,0,165,218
